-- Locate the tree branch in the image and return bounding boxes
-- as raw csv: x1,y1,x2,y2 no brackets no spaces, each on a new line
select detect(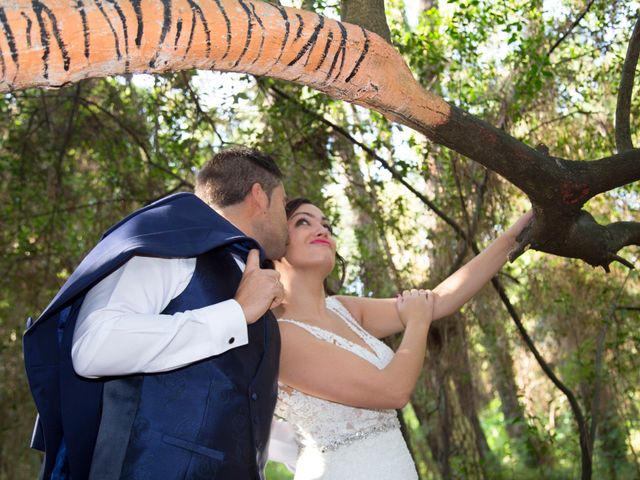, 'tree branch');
260,74,596,478
547,0,596,57
513,209,637,271
2,0,637,268
615,13,640,153
259,79,470,241
565,149,640,201
488,274,592,479
606,221,640,265
179,72,227,146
